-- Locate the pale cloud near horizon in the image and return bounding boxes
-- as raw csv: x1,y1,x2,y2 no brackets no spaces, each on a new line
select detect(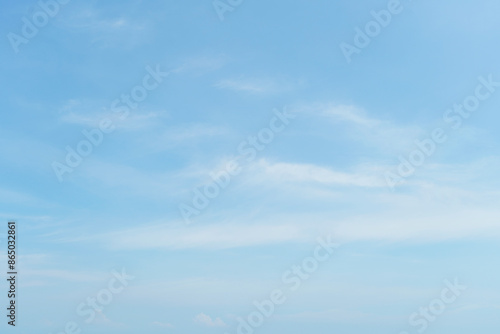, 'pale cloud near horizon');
59,193,500,250
194,313,227,327
43,146,500,250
